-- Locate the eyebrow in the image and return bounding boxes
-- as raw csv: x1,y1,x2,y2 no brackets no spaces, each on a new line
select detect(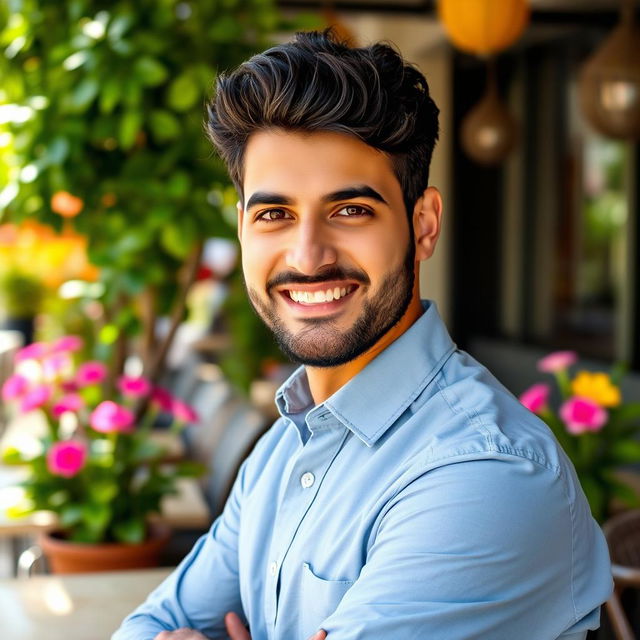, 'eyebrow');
245,185,389,211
